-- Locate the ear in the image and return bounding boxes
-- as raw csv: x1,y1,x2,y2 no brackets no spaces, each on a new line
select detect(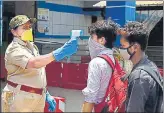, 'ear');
101,37,106,45
134,43,140,51
11,29,18,37
11,29,15,35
